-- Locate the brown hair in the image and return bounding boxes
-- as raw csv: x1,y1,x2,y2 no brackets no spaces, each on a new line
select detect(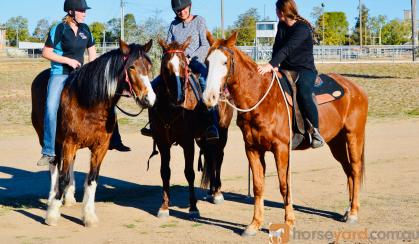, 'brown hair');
62,15,74,24
275,0,318,43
